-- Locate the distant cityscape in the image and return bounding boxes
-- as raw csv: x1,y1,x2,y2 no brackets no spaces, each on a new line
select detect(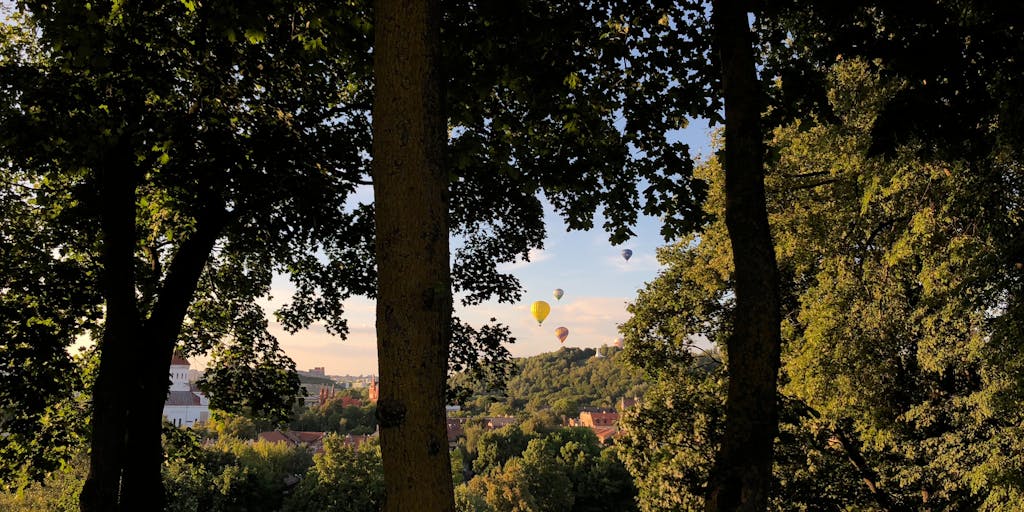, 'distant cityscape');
164,347,639,448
